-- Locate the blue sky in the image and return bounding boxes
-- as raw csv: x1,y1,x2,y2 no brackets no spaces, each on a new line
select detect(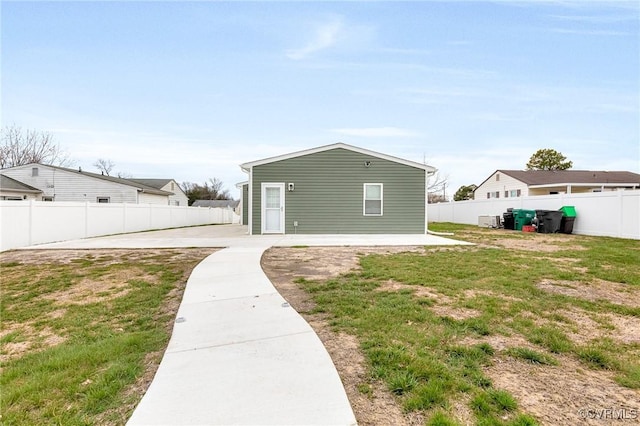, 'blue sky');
2,1,638,198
